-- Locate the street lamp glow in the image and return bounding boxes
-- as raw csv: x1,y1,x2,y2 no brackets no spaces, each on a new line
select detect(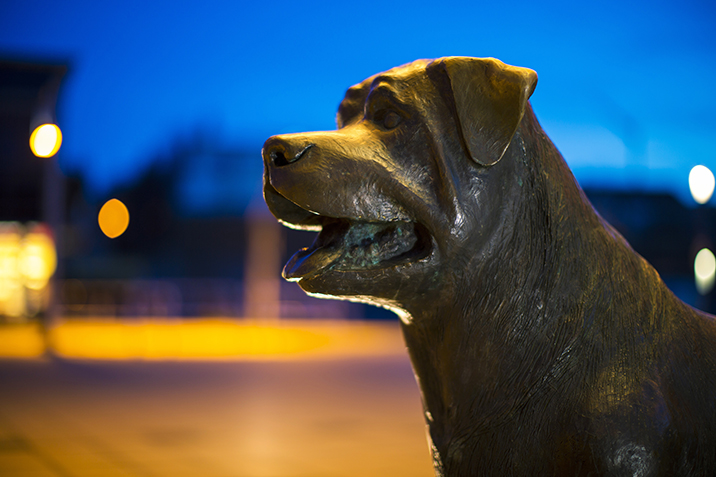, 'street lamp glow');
29,124,62,158
98,199,130,238
688,165,715,204
695,248,716,295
